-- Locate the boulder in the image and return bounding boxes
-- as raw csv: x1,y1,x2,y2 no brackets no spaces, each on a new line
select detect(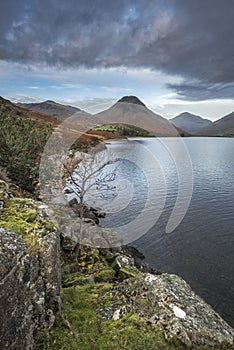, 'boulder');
99,273,234,347
0,224,61,349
